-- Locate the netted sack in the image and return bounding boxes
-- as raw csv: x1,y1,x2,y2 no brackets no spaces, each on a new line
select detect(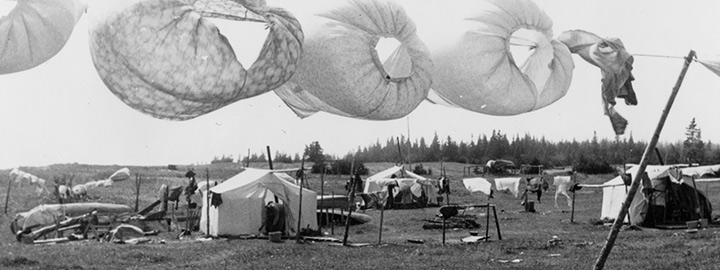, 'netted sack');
423,0,574,115
275,0,432,120
87,0,303,120
0,0,86,74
